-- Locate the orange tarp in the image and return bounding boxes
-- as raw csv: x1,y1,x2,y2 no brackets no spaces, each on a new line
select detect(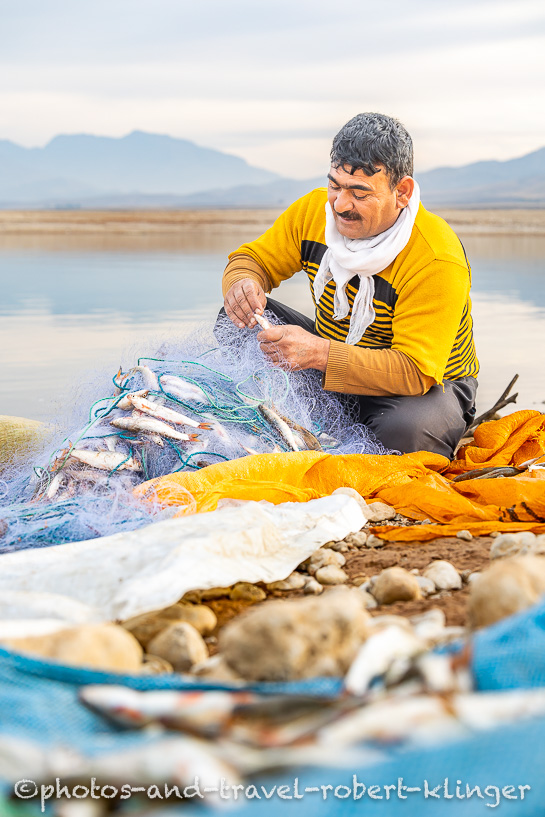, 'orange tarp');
134,410,545,541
